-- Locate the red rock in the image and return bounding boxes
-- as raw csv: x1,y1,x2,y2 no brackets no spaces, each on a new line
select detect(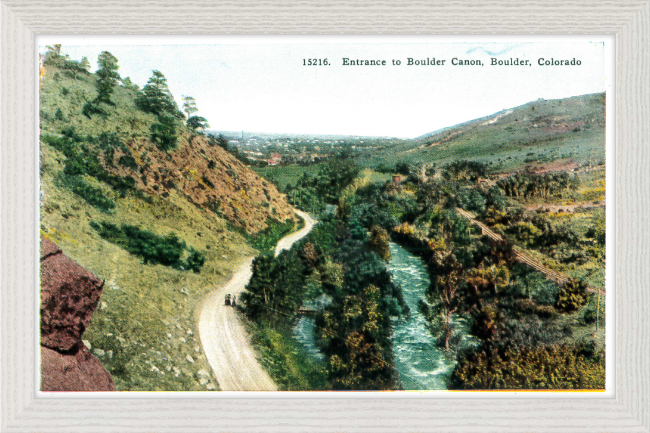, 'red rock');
40,240,104,351
41,344,116,391
41,237,61,260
